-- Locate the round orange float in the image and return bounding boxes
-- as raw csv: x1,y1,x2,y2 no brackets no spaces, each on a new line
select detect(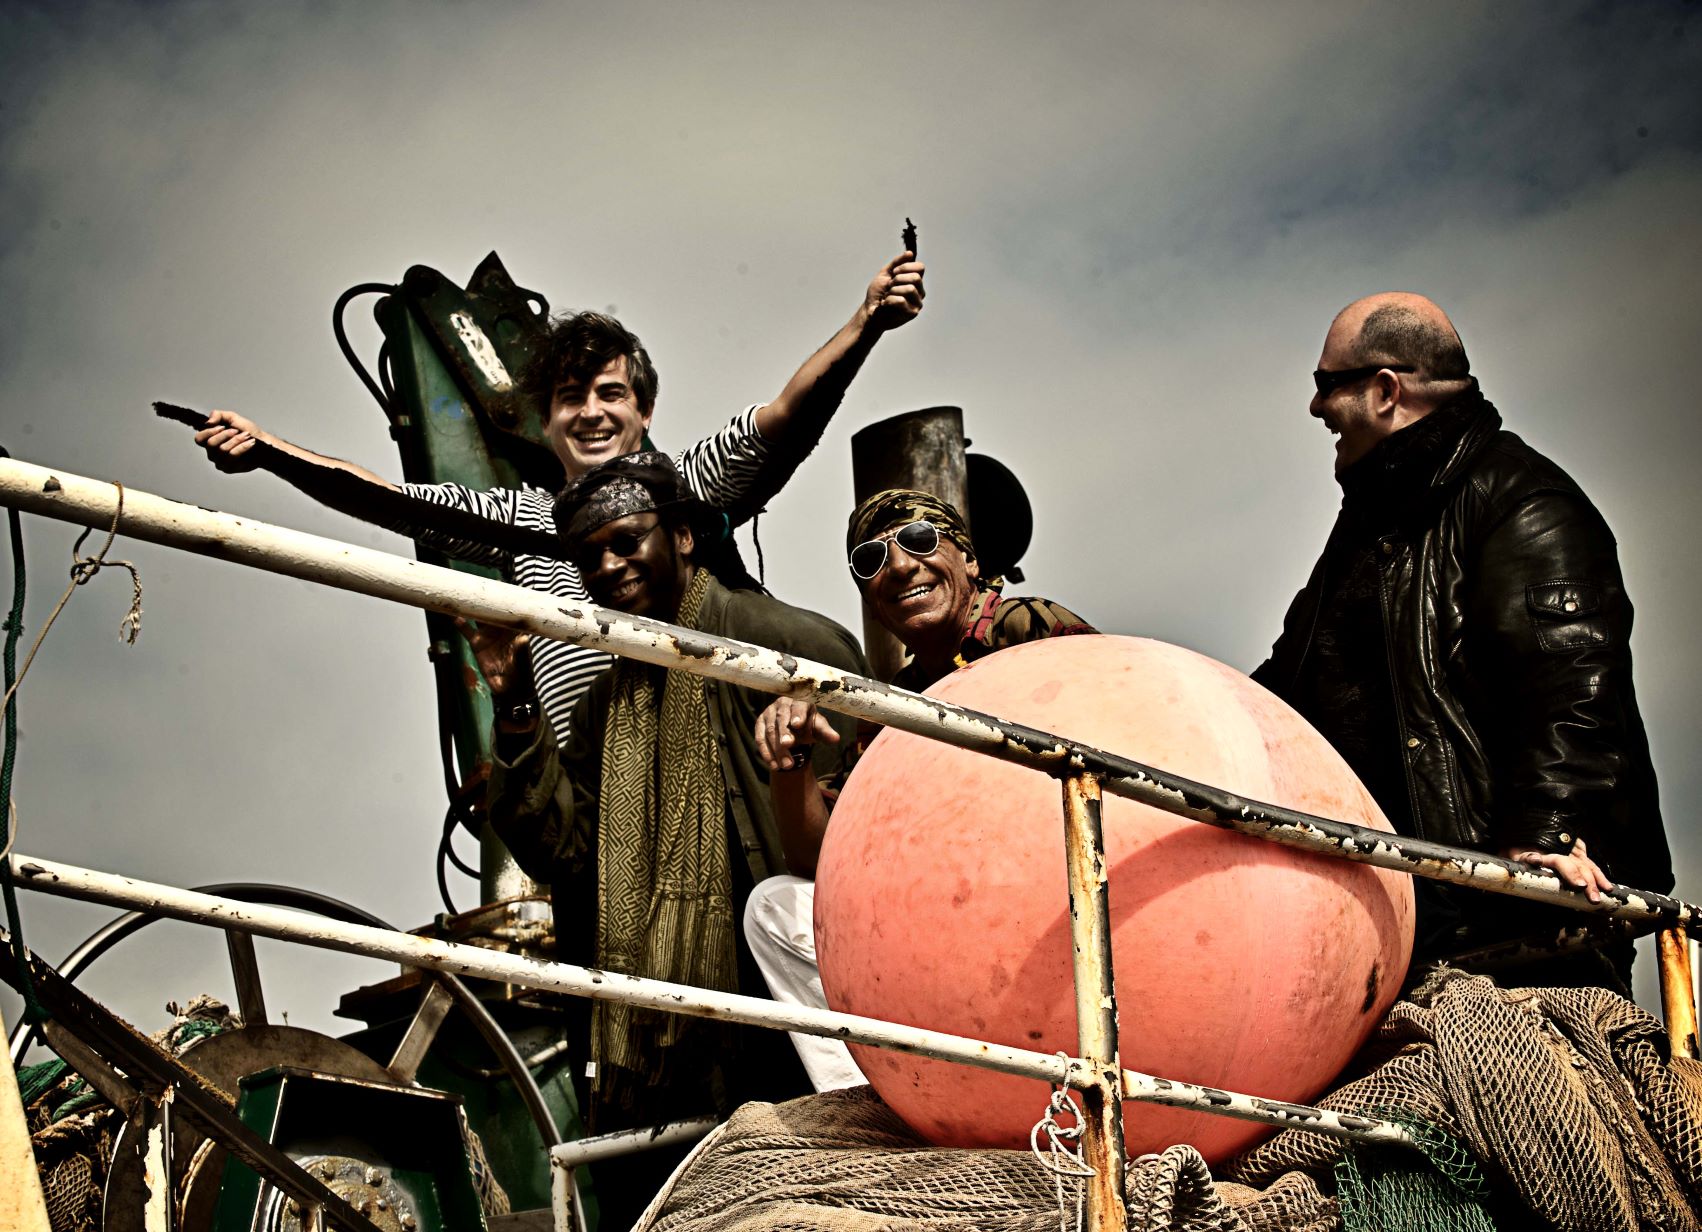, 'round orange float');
814,635,1413,1161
